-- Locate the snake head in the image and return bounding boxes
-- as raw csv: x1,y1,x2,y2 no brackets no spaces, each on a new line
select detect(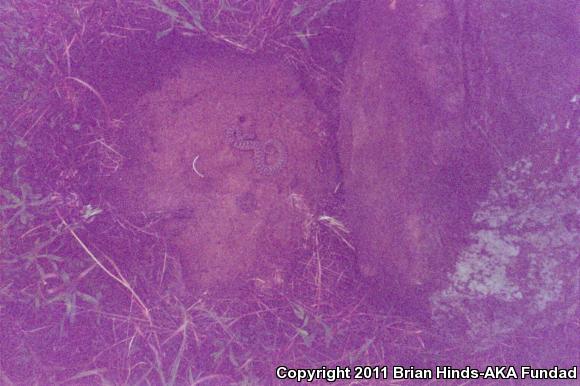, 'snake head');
225,127,256,142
